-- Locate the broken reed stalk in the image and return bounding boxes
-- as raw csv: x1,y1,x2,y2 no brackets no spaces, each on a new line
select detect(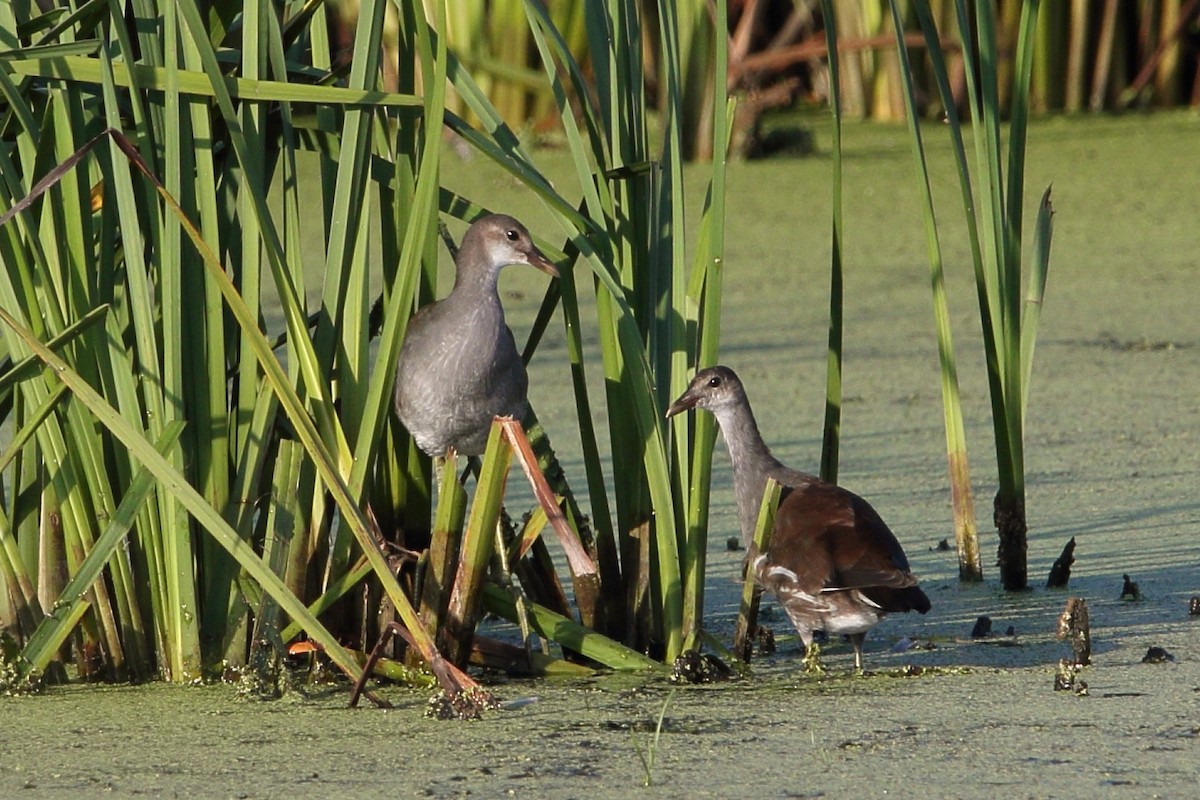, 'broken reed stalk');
1056,596,1090,667
1046,536,1076,589
437,417,607,670
502,418,600,630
